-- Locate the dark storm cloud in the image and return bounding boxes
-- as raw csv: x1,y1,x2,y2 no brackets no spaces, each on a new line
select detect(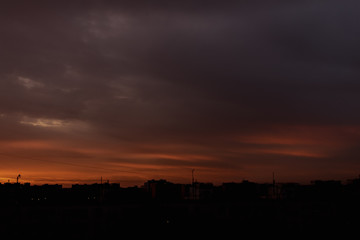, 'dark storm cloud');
1,0,360,184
